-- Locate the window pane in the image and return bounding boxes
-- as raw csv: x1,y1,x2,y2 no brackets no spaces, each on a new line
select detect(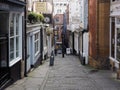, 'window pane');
10,53,14,61
36,41,38,52
35,43,37,53
35,33,39,40
10,38,14,52
16,14,19,35
34,33,40,55
16,37,19,57
10,38,14,61
111,17,115,58
10,14,14,36
117,28,120,61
